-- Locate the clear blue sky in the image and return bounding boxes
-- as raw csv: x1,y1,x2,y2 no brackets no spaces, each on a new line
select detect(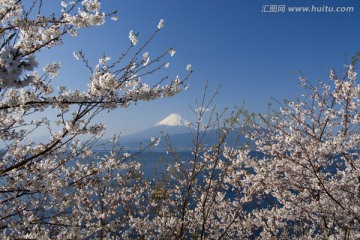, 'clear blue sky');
37,0,360,137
